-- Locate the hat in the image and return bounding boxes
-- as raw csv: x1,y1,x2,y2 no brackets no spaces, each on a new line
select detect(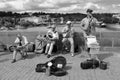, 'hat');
86,9,93,13
66,21,72,24
17,33,22,37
